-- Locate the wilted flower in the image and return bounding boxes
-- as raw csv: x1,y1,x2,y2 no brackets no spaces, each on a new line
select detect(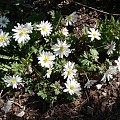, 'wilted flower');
88,28,101,41
84,80,97,89
24,22,33,33
0,16,10,28
62,61,77,80
45,68,52,78
0,30,11,47
101,66,117,82
65,12,77,26
104,41,116,55
63,79,81,95
96,84,102,89
61,27,69,36
12,23,30,44
115,56,120,72
38,51,55,68
52,39,71,58
4,75,22,89
36,21,52,37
